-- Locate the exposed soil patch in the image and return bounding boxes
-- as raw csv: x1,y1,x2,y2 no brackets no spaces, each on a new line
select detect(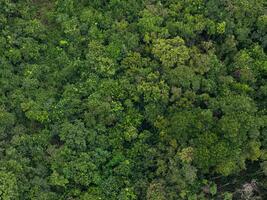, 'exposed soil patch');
31,0,55,25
